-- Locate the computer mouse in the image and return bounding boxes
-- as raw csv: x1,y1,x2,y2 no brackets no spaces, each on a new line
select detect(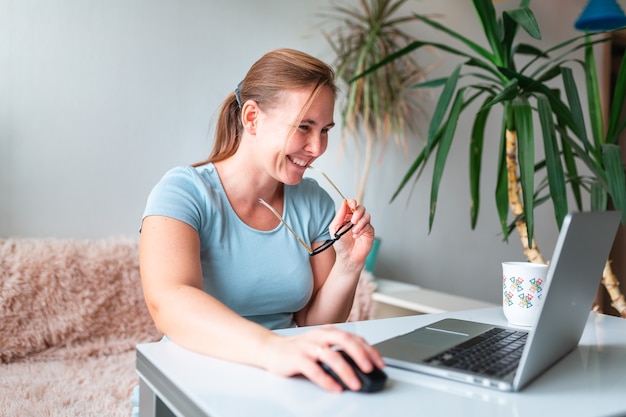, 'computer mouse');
319,350,387,393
